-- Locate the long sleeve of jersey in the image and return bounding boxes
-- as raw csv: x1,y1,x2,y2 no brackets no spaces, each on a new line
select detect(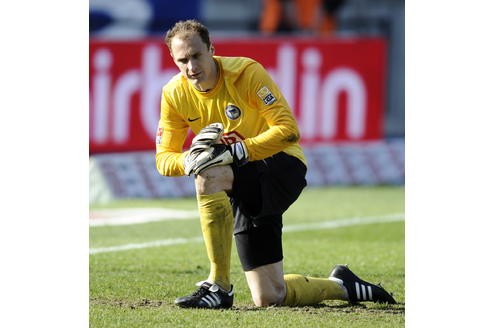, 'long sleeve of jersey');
155,88,189,176
236,61,301,161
